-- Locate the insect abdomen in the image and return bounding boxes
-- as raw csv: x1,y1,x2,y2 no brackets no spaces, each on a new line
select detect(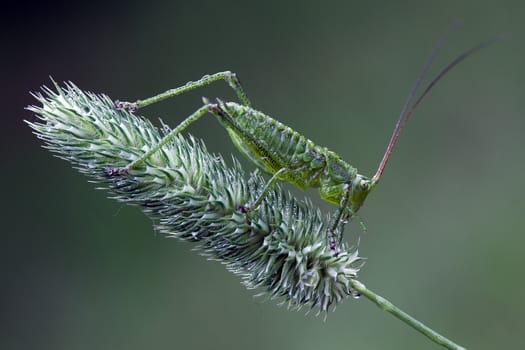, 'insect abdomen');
222,103,345,190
